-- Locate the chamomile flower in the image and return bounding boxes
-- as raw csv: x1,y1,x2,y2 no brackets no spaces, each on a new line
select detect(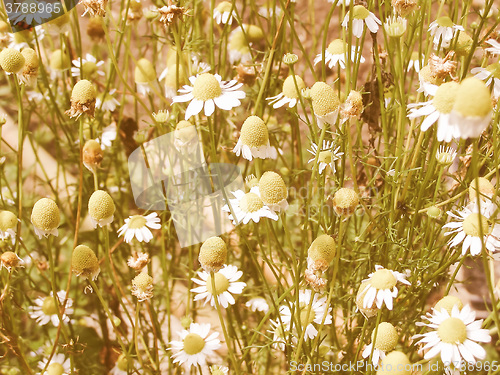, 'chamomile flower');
471,63,500,98
169,323,221,368
279,289,333,341
341,5,382,39
407,51,424,73
222,190,278,225
134,58,156,96
246,297,270,313
29,291,73,327
407,81,460,142
0,211,17,243
37,353,71,375
227,28,252,64
268,318,287,350
97,123,117,149
210,365,229,375
0,251,24,272
31,198,60,239
310,82,340,128
428,16,464,48
307,140,343,174
173,73,245,120
313,39,365,70
233,115,277,161
191,264,247,308
71,53,105,78
117,212,161,243
362,322,399,365
110,353,141,375
443,201,500,256
435,145,457,166
257,171,289,213
485,39,500,56
413,304,491,368
417,65,442,96
361,265,411,311
266,75,305,109
132,272,154,302
213,1,236,25
96,89,120,113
